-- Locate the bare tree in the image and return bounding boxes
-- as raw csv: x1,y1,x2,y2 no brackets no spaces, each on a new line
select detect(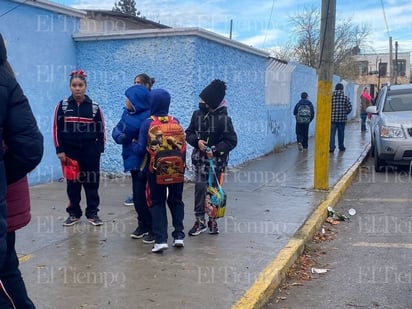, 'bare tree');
275,6,370,79
113,0,139,17
290,6,320,68
268,42,297,62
